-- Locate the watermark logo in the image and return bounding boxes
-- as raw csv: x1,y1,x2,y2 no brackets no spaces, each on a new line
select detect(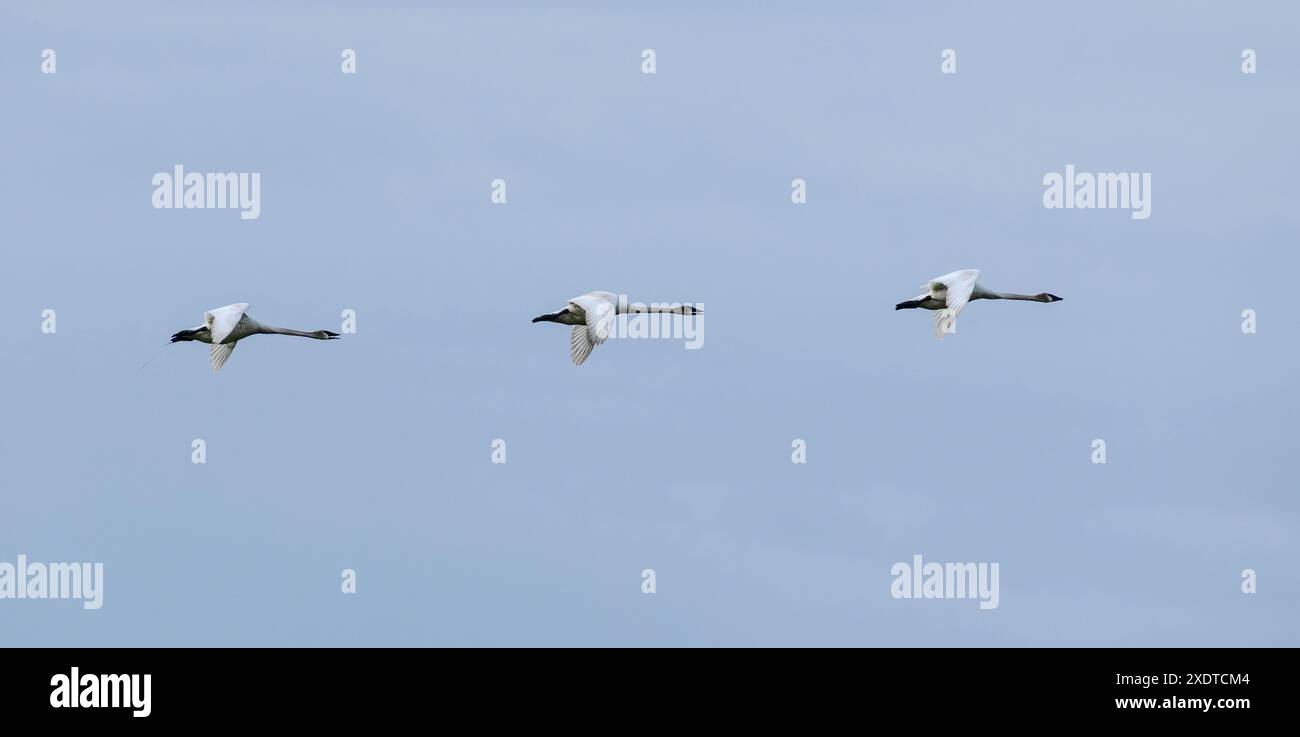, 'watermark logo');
791,178,807,204
50,667,150,717
0,554,103,610
890,554,999,610
1042,164,1151,220
152,165,261,220
1241,309,1256,334
1092,438,1107,464
608,295,704,350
